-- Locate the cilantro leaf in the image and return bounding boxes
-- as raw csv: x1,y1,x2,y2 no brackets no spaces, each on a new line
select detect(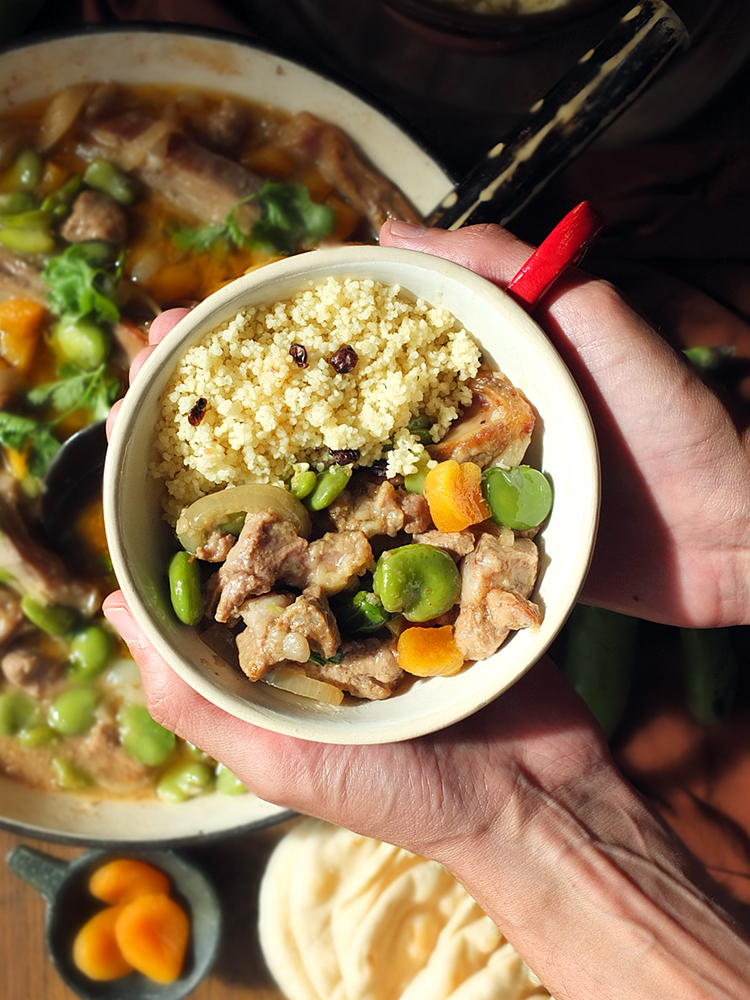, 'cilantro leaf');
171,223,228,253
25,364,122,424
170,182,336,257
247,182,335,254
0,412,60,479
41,244,120,325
